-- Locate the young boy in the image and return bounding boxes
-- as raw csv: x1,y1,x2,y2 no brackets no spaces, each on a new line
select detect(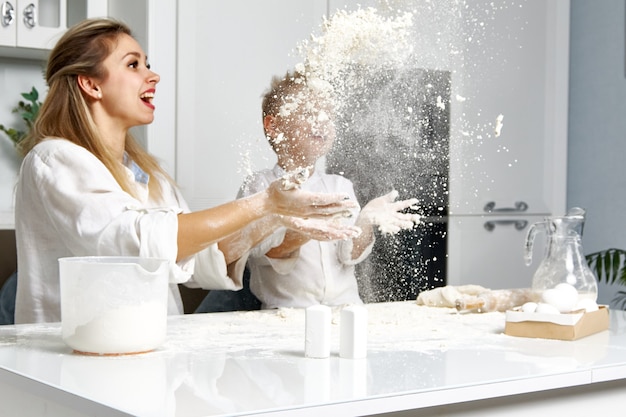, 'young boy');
237,70,421,309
